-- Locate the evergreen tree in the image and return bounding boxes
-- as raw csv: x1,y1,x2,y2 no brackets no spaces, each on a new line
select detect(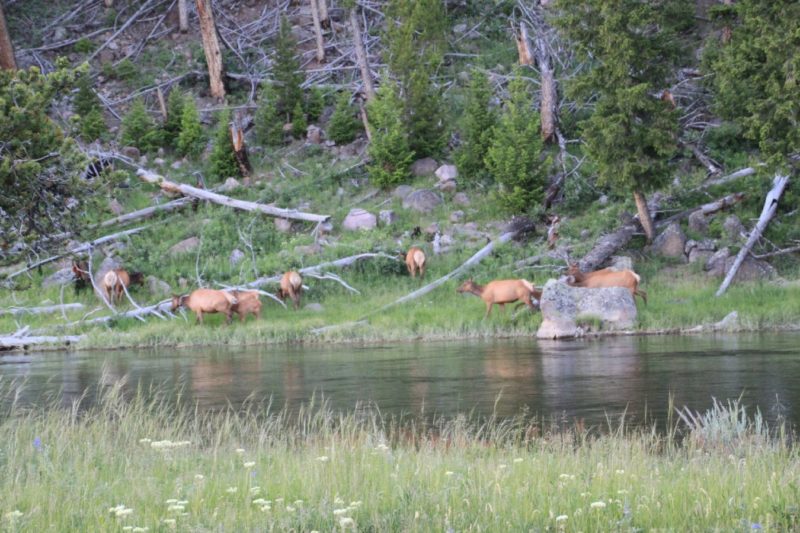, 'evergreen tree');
385,0,447,157
327,92,362,144
553,0,692,241
305,87,325,123
120,98,161,152
367,82,414,188
484,74,548,213
176,97,204,157
73,73,107,141
455,70,497,183
163,89,185,148
80,108,108,141
208,110,240,182
253,83,284,146
706,1,800,169
291,101,307,139
273,16,304,122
